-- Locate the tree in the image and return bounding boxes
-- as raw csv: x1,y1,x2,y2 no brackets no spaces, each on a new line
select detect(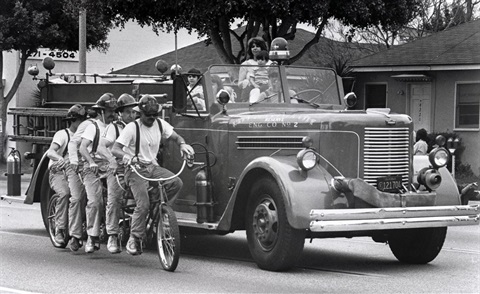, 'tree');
341,0,480,46
0,0,112,160
96,0,420,64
